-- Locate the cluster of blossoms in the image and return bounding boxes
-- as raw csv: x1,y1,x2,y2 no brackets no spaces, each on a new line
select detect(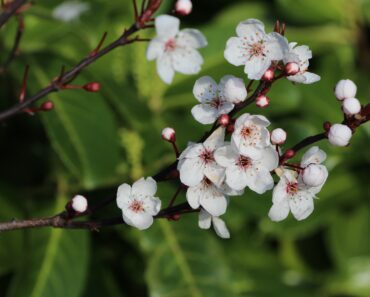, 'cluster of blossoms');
113,15,363,238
